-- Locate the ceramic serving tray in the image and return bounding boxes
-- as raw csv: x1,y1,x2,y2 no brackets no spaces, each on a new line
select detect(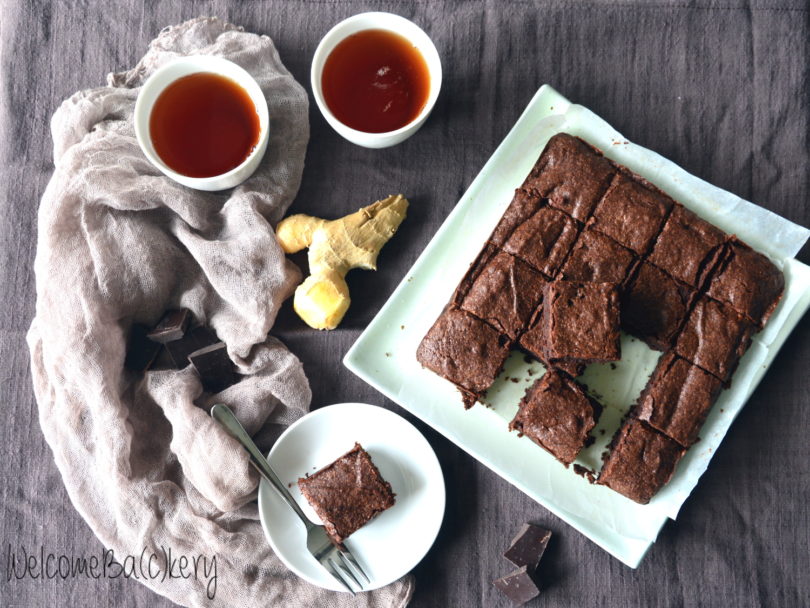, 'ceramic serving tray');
343,85,810,568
